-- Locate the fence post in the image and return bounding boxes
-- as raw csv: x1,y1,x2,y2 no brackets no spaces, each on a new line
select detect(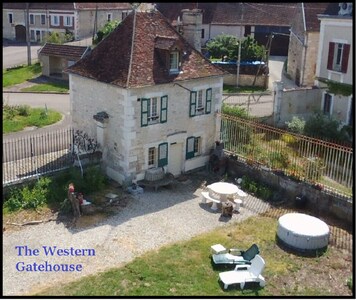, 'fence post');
273,81,284,126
